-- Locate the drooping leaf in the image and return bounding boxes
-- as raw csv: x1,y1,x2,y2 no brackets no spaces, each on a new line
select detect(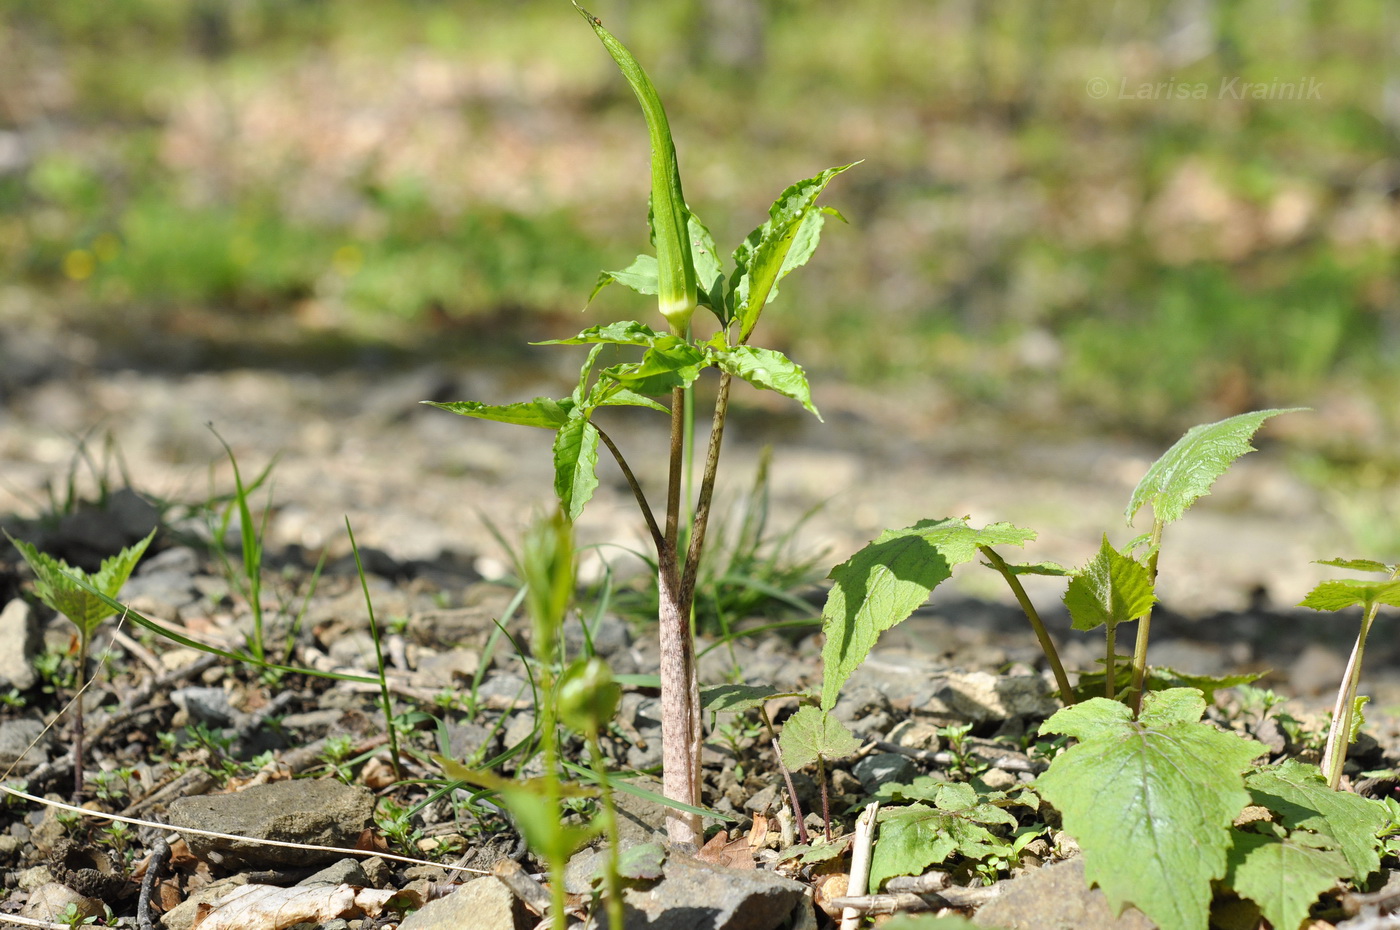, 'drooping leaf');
1226,827,1350,930
586,254,659,304
1315,557,1397,575
552,415,600,521
10,529,155,637
603,341,708,396
537,320,668,348
701,683,805,714
1037,688,1264,930
1125,408,1304,527
423,397,573,430
1298,579,1400,613
777,705,861,770
713,345,821,419
1062,535,1156,632
577,4,696,330
820,519,1035,710
1245,759,1389,878
730,164,857,342
868,782,1018,891
988,560,1073,576
590,382,669,415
